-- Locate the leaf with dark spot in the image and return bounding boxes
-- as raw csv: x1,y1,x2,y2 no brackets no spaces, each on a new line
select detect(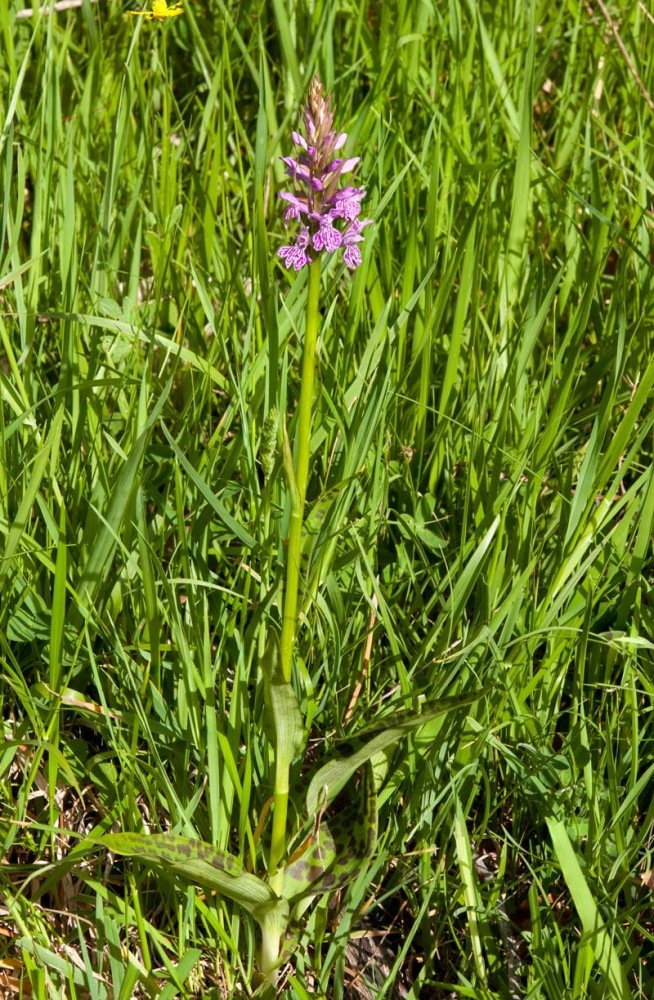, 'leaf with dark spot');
100,832,282,923
283,763,377,904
